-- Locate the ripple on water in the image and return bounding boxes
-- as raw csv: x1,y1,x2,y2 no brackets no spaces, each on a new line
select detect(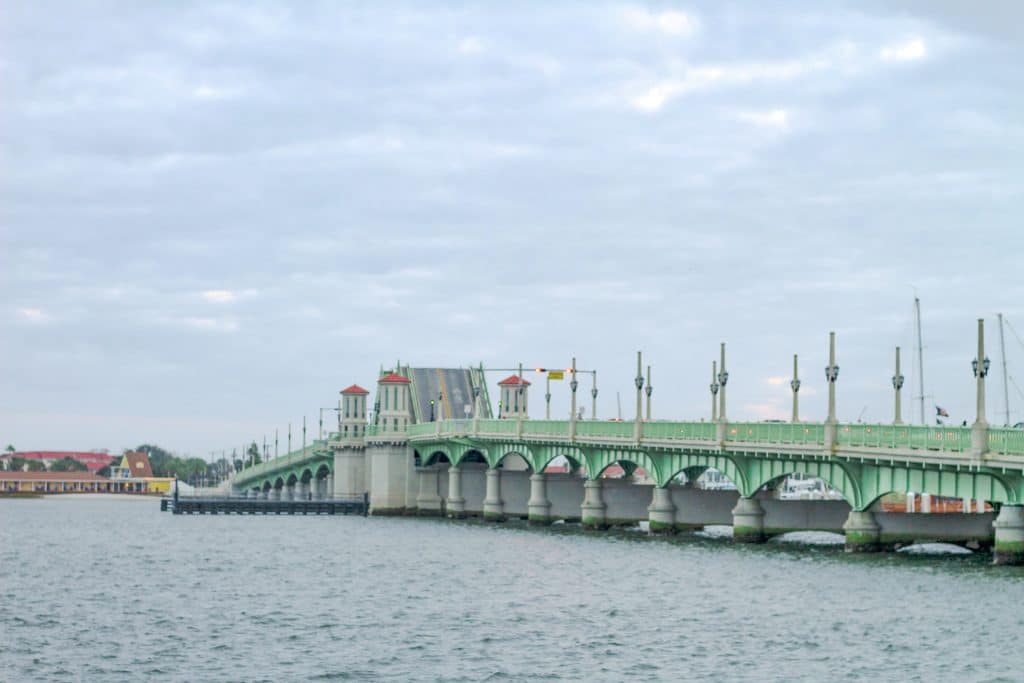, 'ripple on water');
1,497,1023,682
